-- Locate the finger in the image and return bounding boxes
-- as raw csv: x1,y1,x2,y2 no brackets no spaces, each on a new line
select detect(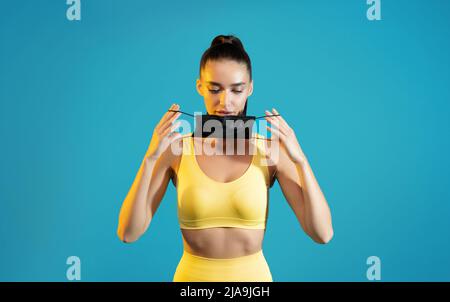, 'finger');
168,131,183,143
265,111,288,135
265,110,290,135
162,103,180,124
265,110,281,123
159,111,182,134
167,132,183,154
166,130,182,142
265,126,284,148
272,108,291,132
158,104,180,128
161,120,181,138
160,109,181,130
156,103,176,128
270,108,288,128
161,120,182,138
266,125,286,141
264,109,279,118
